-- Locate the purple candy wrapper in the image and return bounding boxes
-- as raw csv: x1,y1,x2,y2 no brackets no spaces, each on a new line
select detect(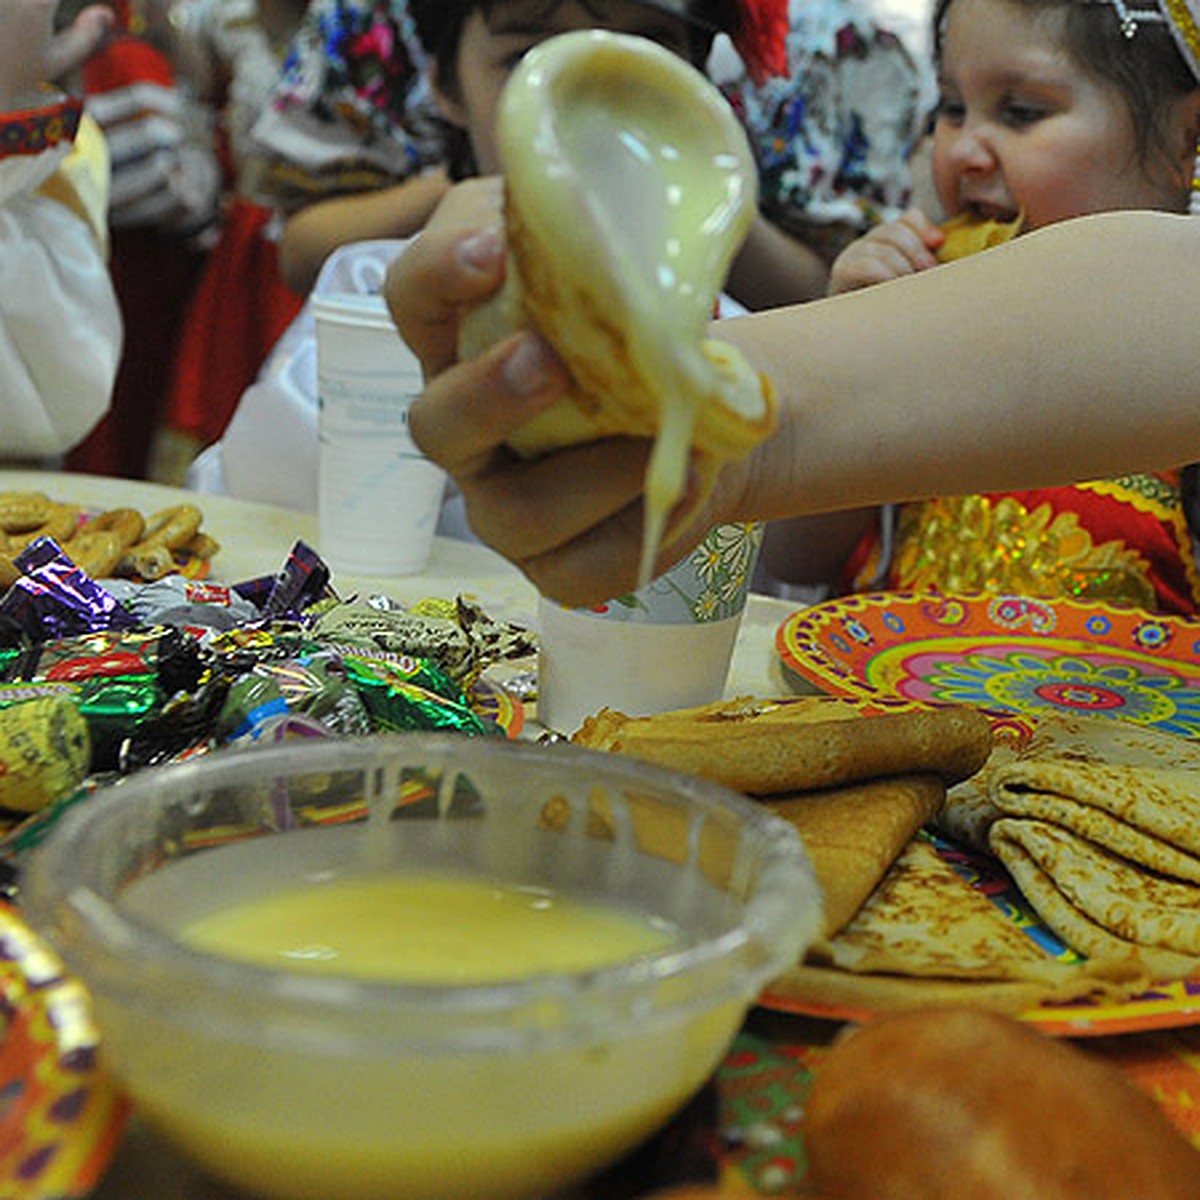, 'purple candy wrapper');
260,541,336,620
0,538,138,641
